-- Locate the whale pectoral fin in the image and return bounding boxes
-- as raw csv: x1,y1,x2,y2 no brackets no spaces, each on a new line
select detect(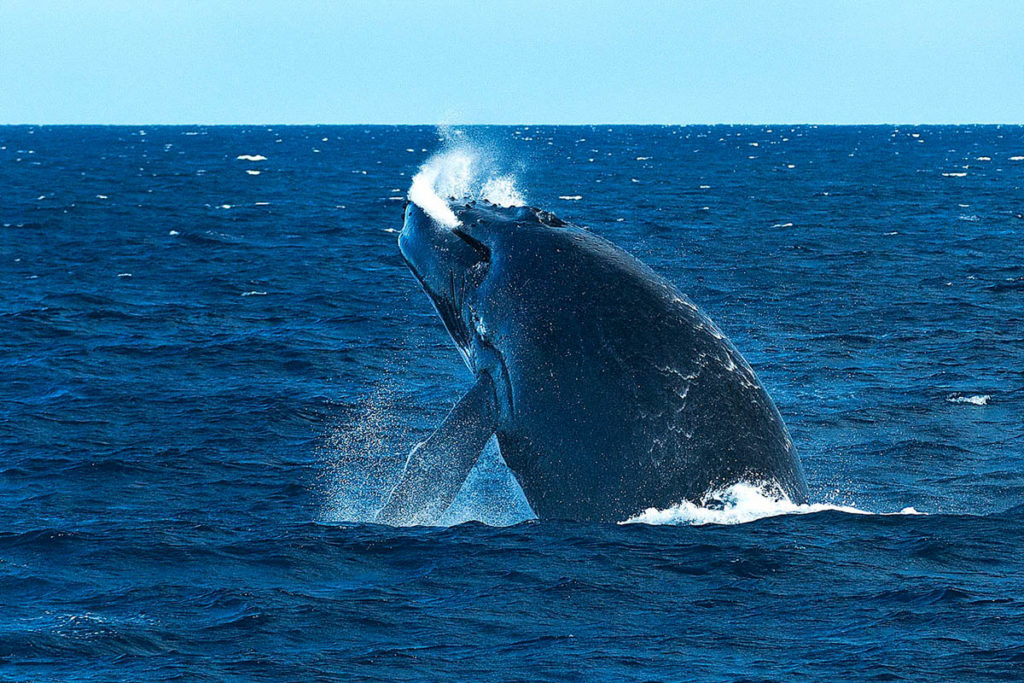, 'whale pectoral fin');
375,374,498,526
